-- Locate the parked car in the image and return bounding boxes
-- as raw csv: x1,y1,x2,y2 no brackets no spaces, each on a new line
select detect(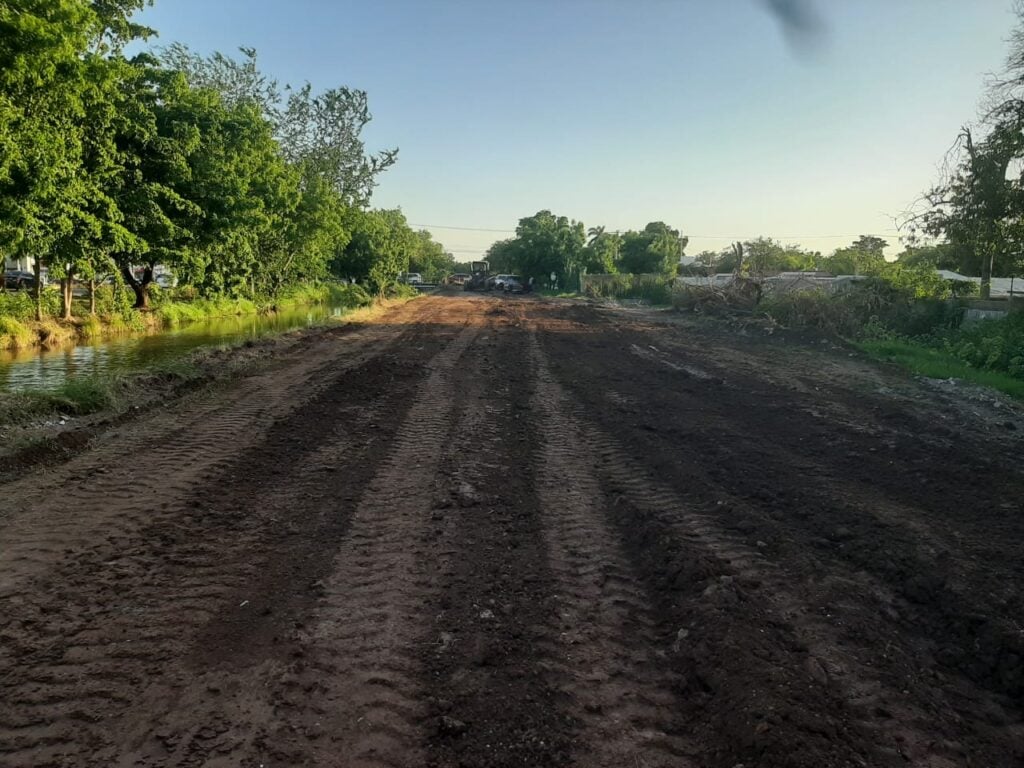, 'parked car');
448,273,470,286
491,274,515,291
502,275,527,294
3,270,37,290
399,272,424,285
